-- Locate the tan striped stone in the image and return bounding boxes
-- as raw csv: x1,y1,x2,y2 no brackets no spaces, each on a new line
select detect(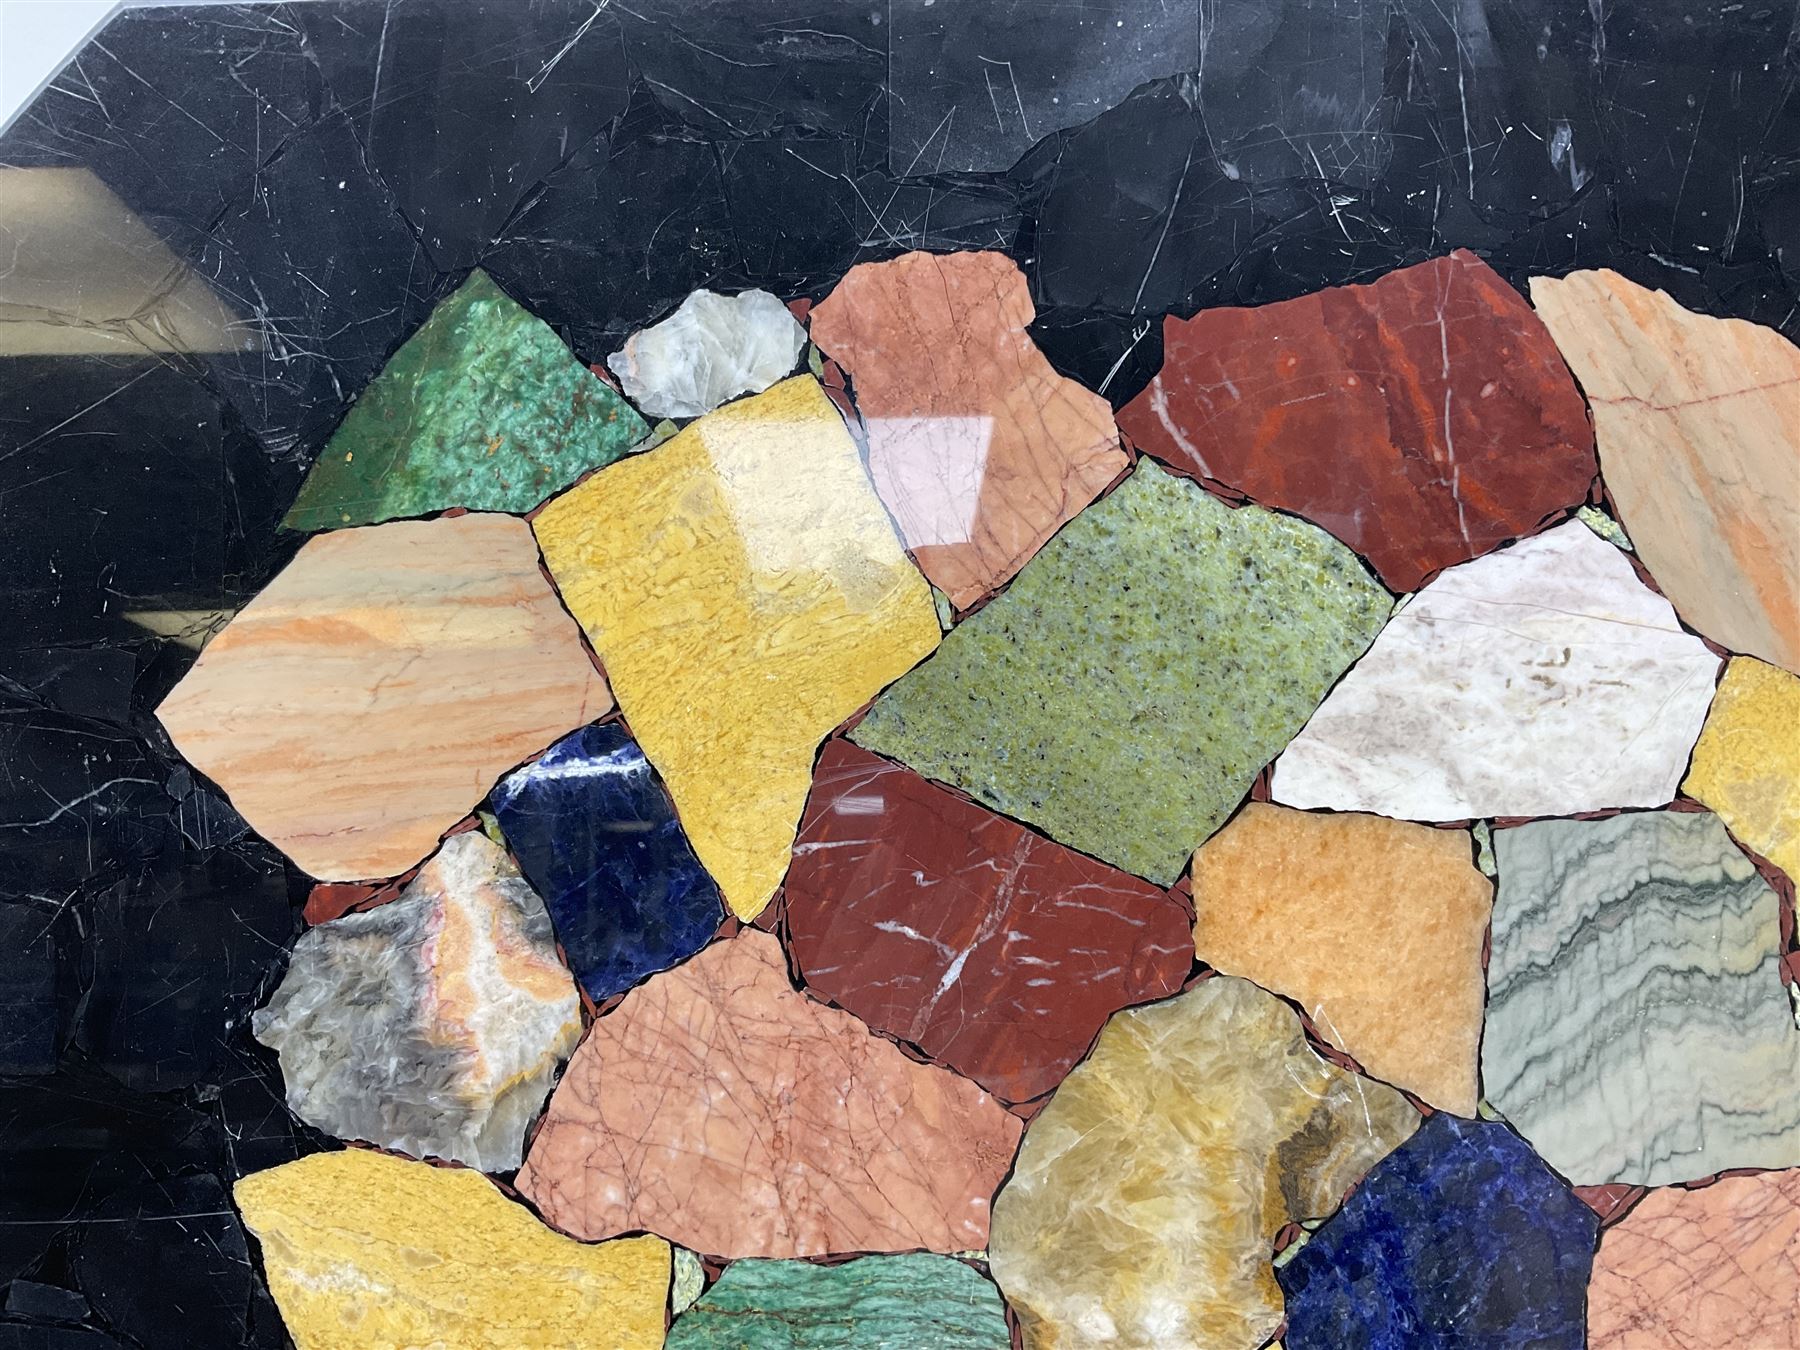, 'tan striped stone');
1530,271,1800,672
157,513,610,880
